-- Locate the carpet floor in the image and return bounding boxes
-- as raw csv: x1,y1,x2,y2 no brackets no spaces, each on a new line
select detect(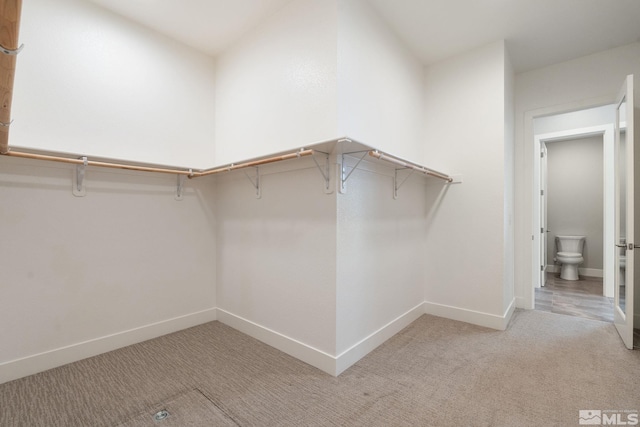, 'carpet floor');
1,310,639,426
